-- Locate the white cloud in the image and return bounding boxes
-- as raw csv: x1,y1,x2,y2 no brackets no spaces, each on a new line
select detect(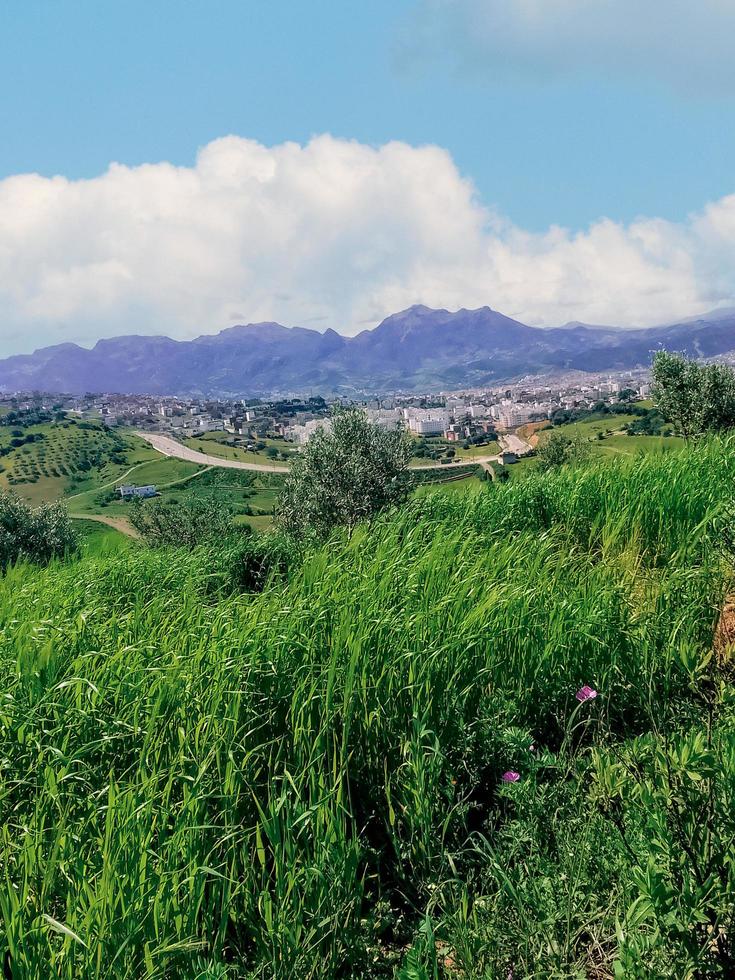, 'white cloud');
406,0,735,93
0,133,734,354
